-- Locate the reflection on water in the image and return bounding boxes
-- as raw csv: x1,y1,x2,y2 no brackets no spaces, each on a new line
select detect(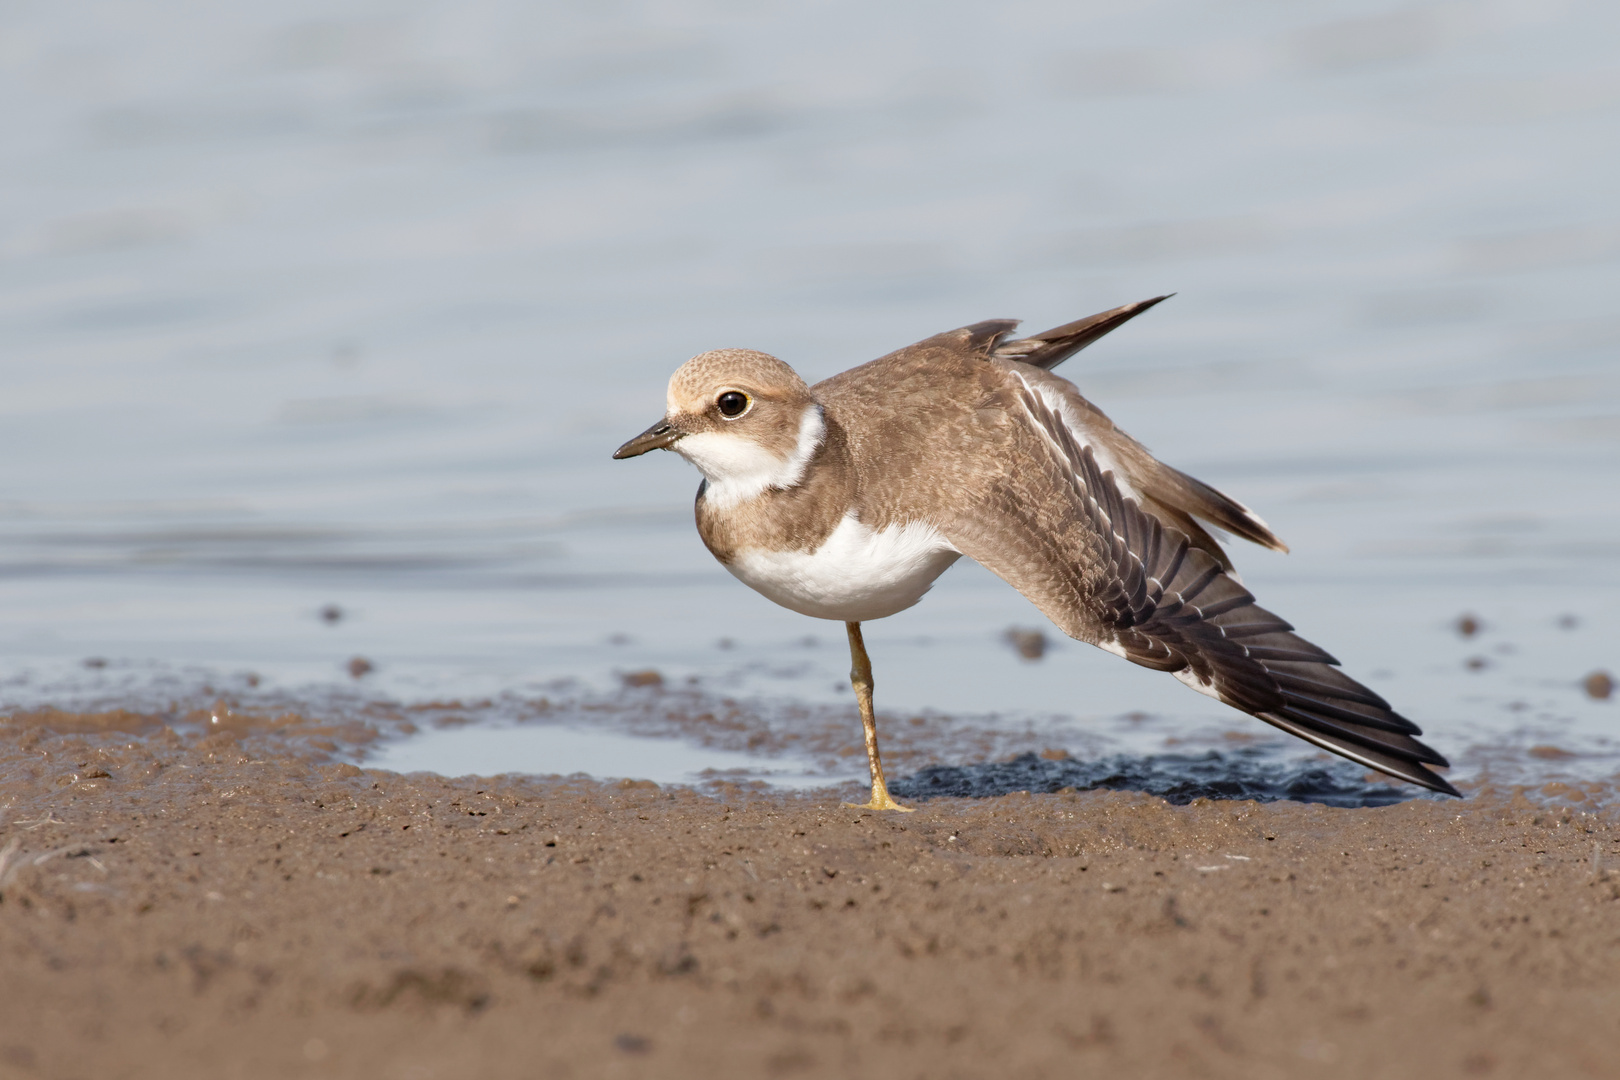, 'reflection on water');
1,0,1617,787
